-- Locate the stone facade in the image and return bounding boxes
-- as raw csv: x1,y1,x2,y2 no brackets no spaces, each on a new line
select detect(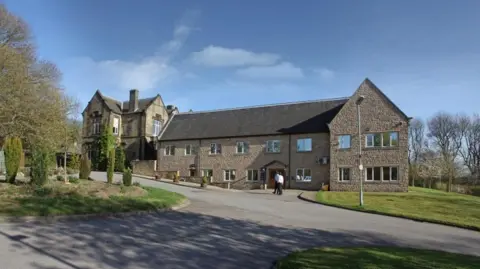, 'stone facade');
329,80,409,192
131,160,157,176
